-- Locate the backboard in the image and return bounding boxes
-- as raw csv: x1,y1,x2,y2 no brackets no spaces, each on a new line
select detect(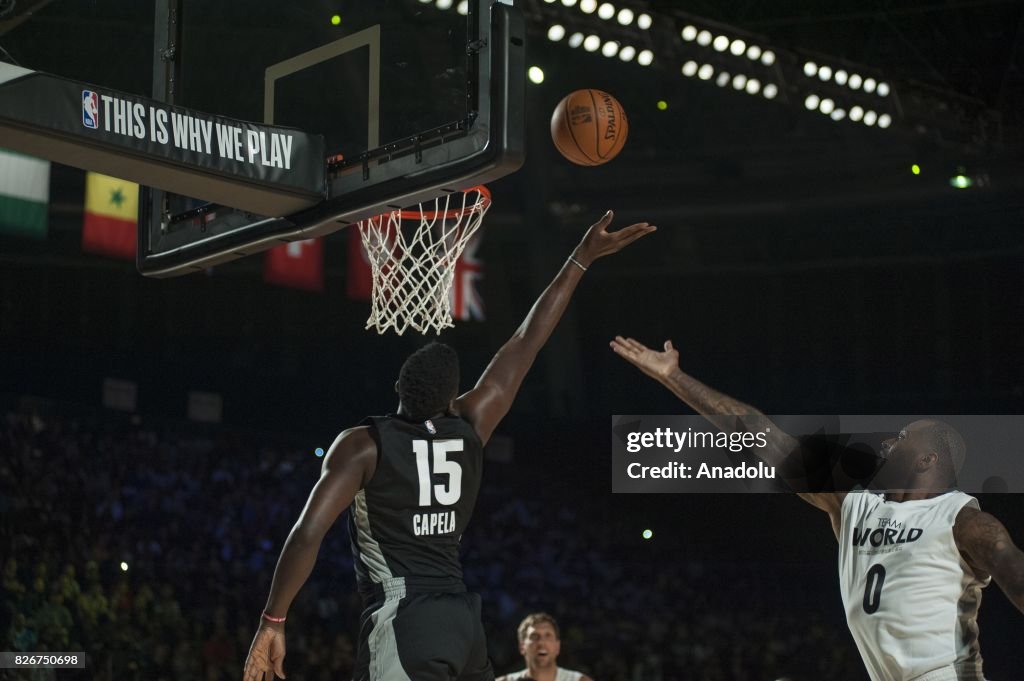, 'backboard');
138,0,524,276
